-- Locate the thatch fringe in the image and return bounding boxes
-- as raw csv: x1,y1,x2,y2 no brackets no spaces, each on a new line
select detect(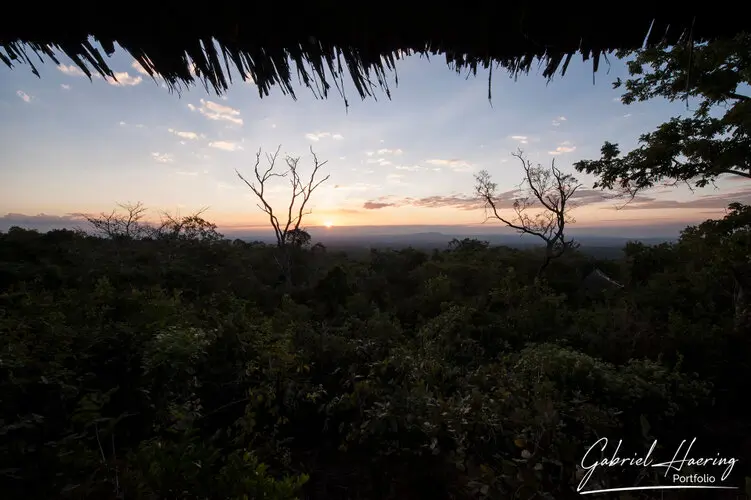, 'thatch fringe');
0,6,746,104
